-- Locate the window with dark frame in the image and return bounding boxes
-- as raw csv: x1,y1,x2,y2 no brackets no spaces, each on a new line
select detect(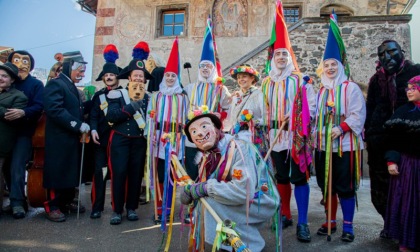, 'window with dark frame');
284,7,300,24
162,10,185,36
